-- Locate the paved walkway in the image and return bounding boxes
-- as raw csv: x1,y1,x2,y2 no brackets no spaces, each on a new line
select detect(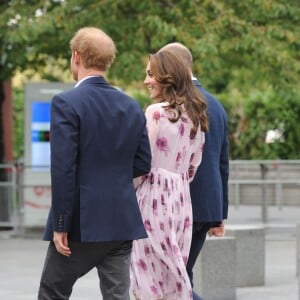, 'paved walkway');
0,204,299,299
230,205,299,300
